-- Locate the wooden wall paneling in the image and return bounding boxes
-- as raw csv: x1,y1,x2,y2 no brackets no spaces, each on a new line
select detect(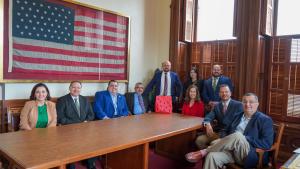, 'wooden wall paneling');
256,36,268,112
177,42,189,81
169,0,180,66
235,0,266,102
189,40,238,98
267,37,287,121
169,0,191,82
